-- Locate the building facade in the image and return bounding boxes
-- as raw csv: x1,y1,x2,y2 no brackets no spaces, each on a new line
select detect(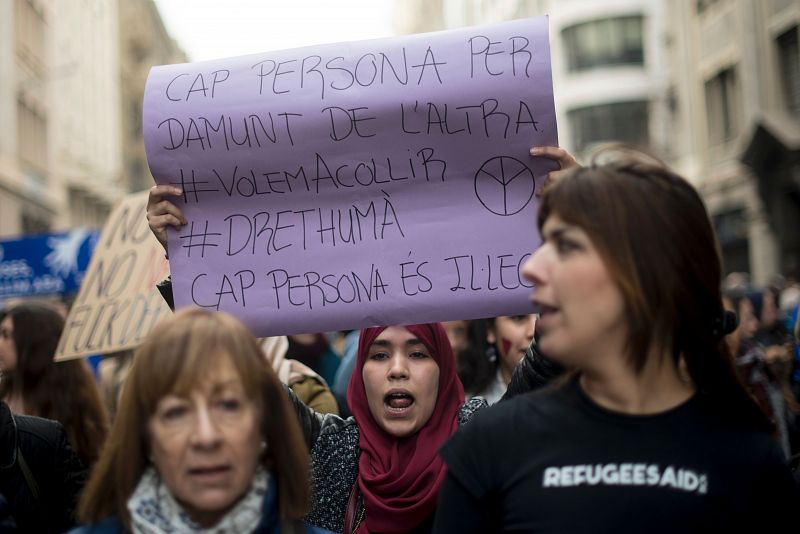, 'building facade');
0,0,55,235
0,0,183,238
395,0,670,162
50,0,125,229
119,0,186,195
396,0,800,283
667,0,800,284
